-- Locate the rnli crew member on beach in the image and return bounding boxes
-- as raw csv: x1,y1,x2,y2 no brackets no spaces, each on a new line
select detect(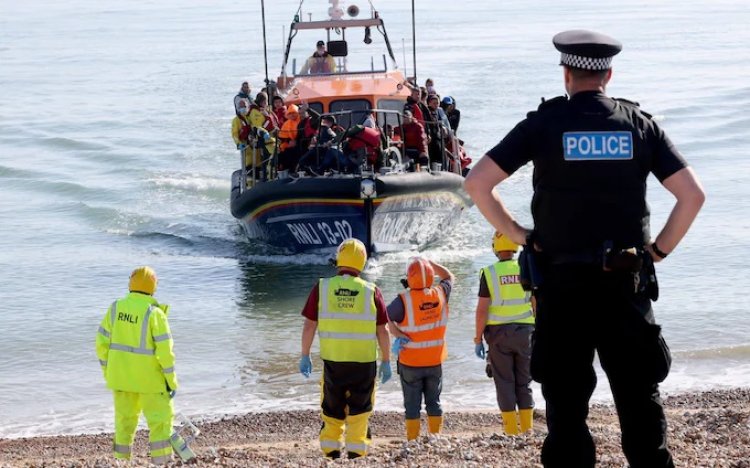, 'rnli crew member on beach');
464,30,705,468
474,233,535,436
95,267,178,465
387,258,454,440
300,40,337,74
299,238,392,459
